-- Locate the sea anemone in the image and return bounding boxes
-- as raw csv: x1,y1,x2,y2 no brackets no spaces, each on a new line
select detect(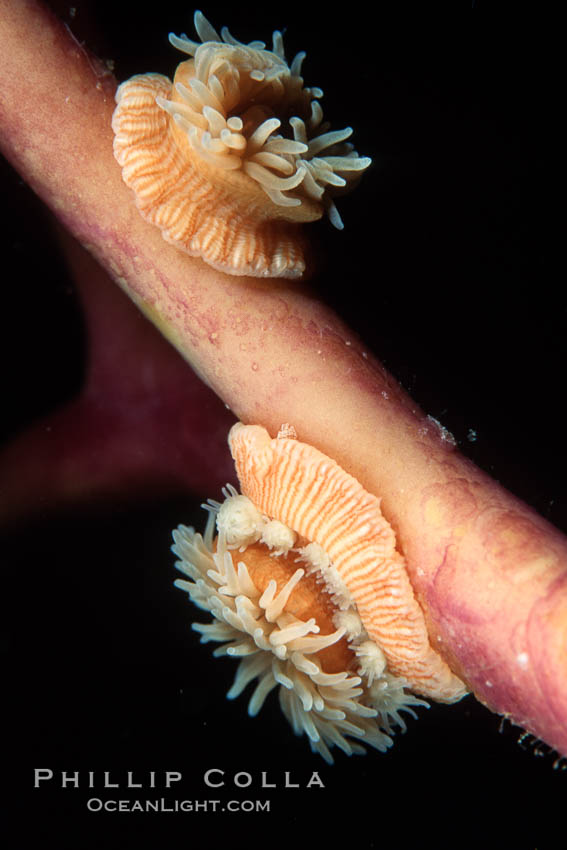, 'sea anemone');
112,11,371,279
172,424,467,762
